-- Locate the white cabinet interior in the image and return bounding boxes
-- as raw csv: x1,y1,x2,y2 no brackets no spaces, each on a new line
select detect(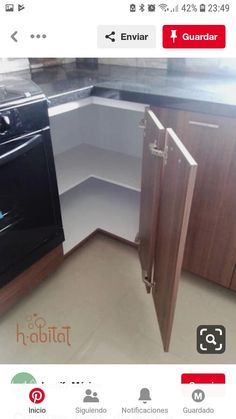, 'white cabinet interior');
55,144,142,194
60,179,140,254
49,98,145,254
